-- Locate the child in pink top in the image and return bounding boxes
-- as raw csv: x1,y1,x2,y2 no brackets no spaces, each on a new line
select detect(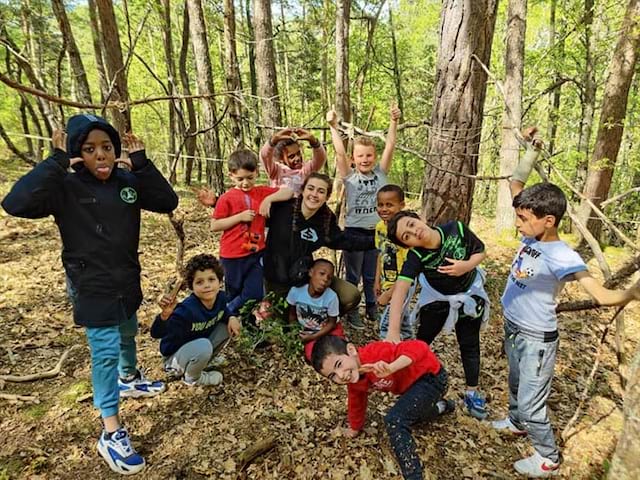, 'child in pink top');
260,128,326,194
